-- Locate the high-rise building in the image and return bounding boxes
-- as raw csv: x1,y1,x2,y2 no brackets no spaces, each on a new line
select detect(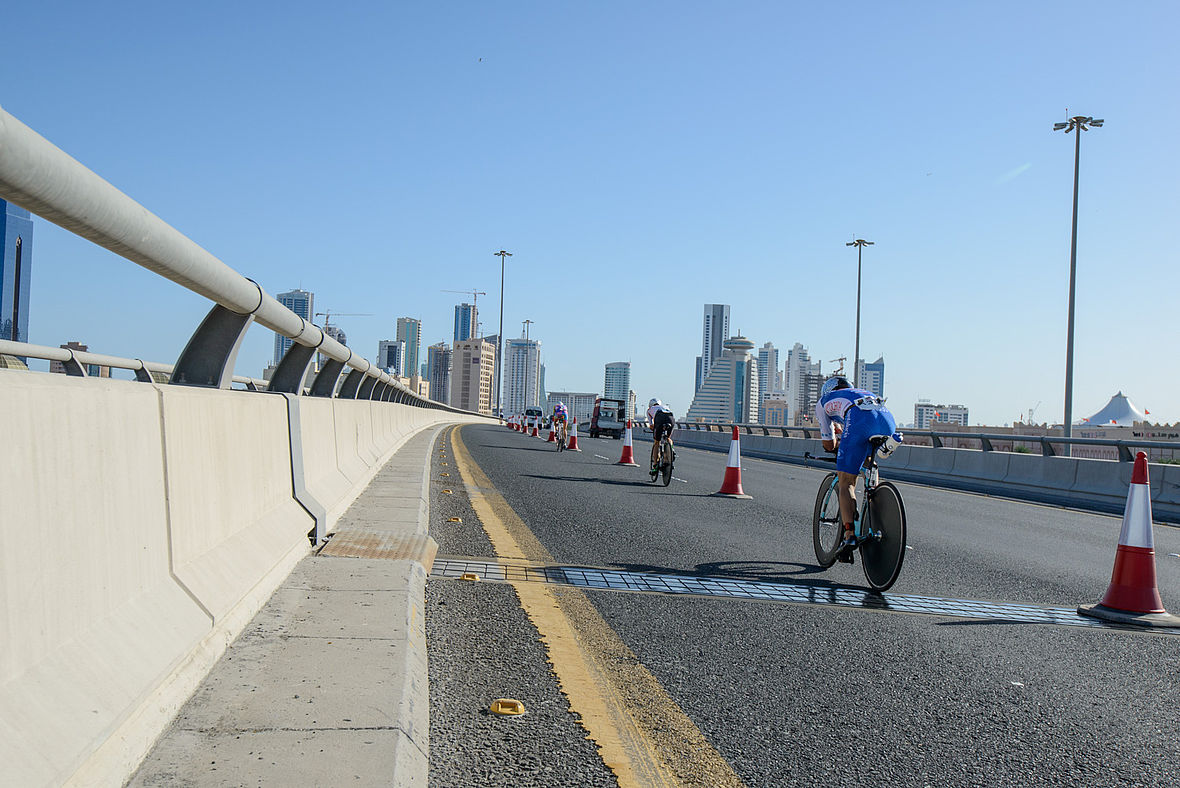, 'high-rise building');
757,342,779,404
274,289,314,366
453,303,477,343
796,370,827,426
49,341,110,377
502,335,542,416
686,335,759,423
604,362,631,402
427,342,452,405
856,356,885,397
1,200,33,348
396,317,422,377
378,339,407,375
697,304,730,391
785,342,821,425
915,401,969,429
451,338,495,414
